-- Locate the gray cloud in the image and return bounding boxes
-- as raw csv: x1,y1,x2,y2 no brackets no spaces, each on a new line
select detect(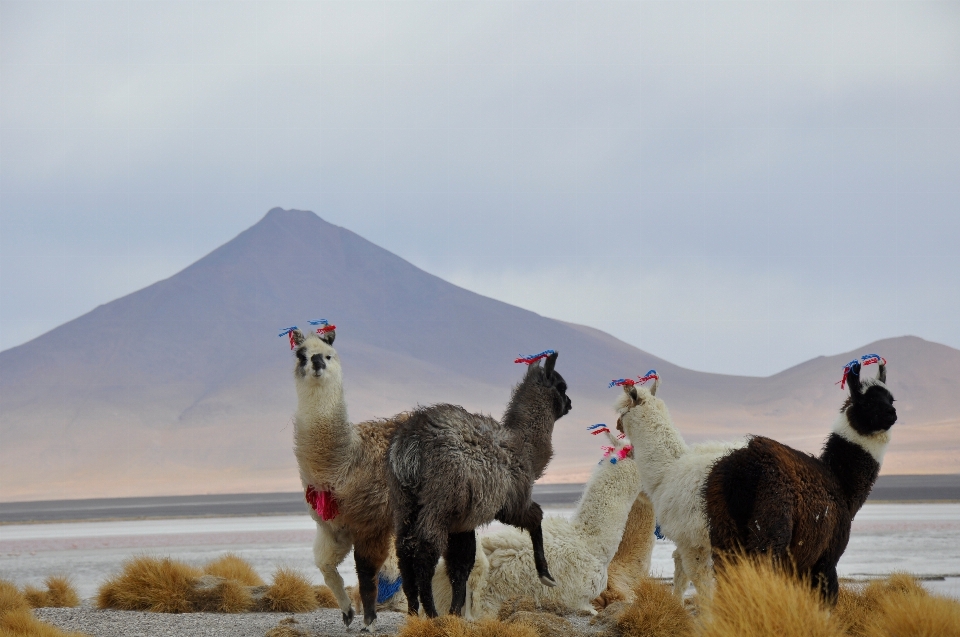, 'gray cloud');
1,0,958,374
